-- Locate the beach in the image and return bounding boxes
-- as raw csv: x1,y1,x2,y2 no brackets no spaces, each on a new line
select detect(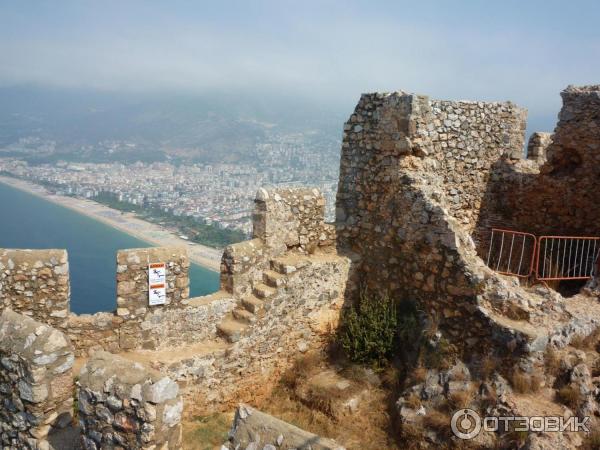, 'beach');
0,176,222,272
